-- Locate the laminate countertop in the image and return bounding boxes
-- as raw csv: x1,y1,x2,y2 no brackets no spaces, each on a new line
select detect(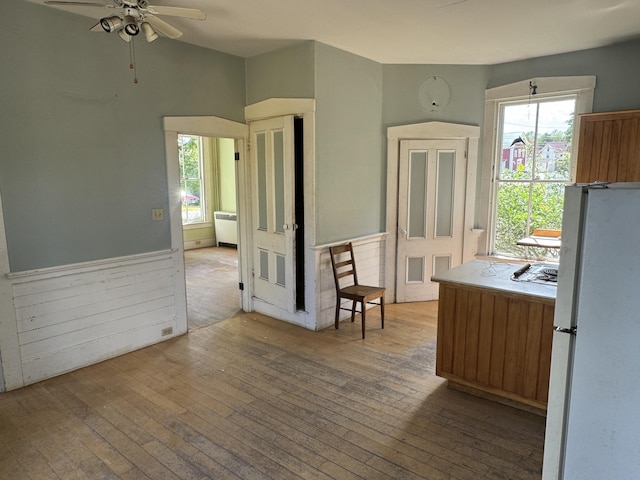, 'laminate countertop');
431,259,557,302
